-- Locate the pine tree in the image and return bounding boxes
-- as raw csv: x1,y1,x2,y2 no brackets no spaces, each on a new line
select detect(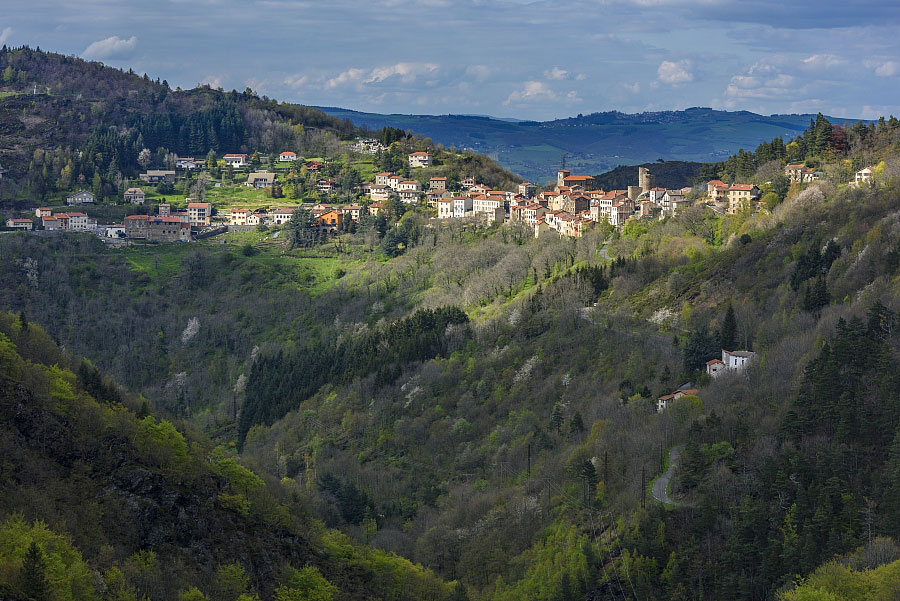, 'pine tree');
550,403,564,434
20,541,50,601
719,304,737,350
